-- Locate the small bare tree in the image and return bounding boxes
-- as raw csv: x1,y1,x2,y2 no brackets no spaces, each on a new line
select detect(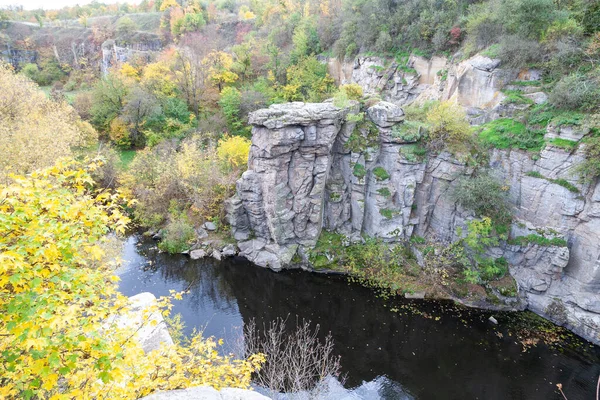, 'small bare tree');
243,317,343,398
